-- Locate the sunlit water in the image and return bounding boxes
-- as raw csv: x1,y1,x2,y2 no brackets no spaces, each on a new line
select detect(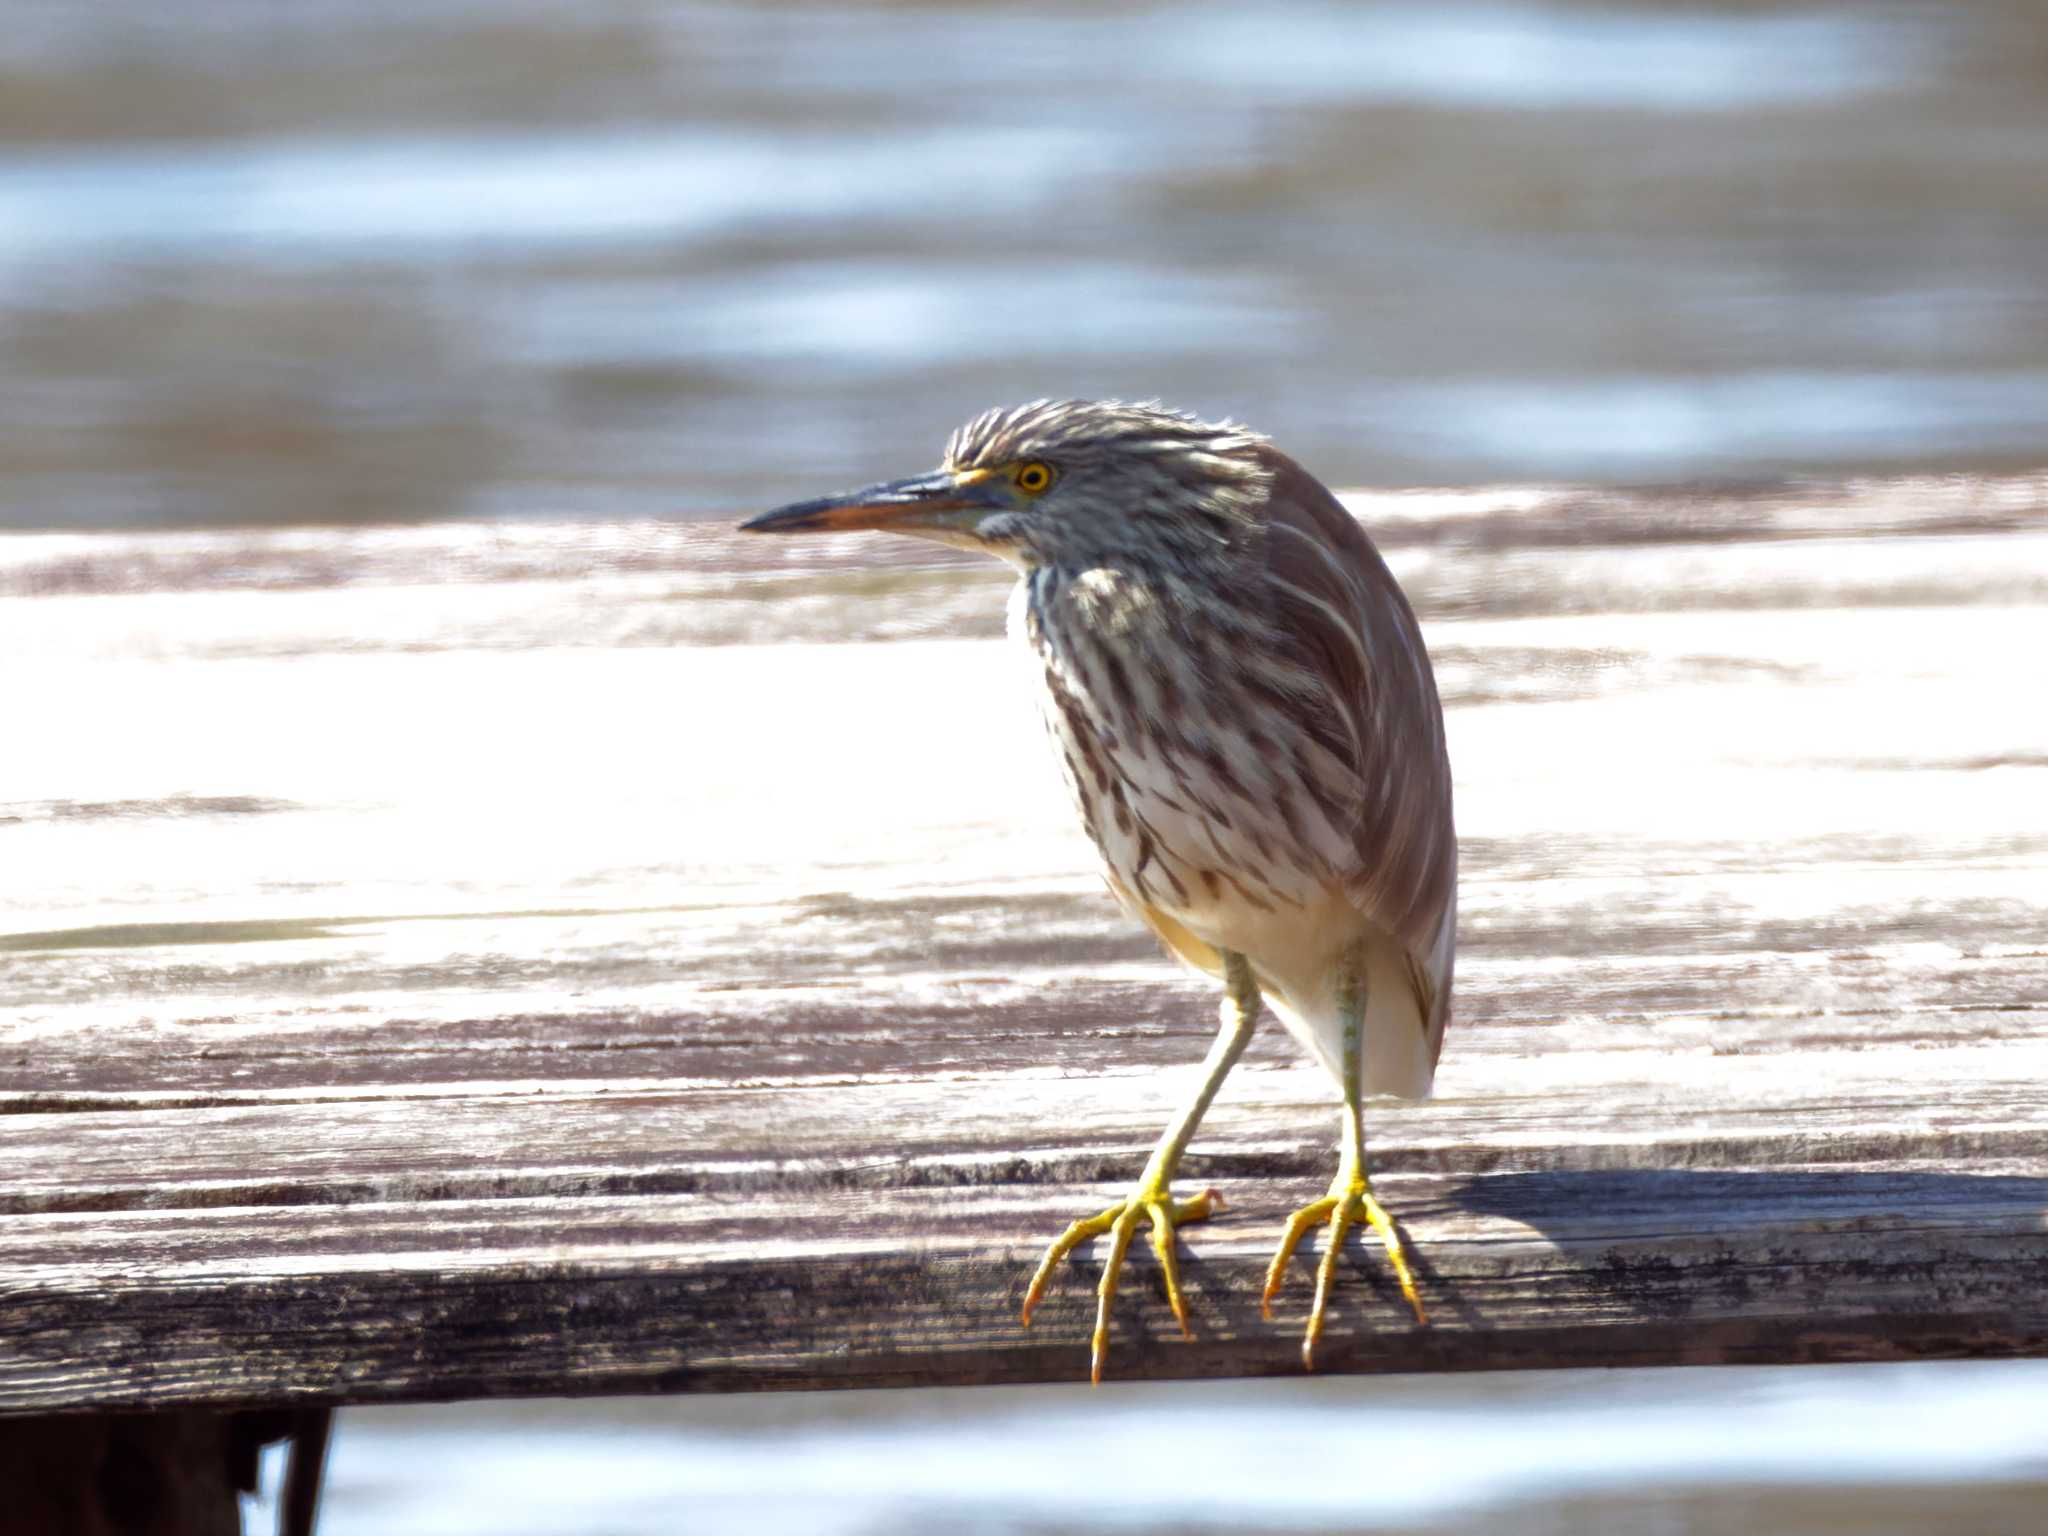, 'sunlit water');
242,1363,2048,1535
2,1,2047,526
